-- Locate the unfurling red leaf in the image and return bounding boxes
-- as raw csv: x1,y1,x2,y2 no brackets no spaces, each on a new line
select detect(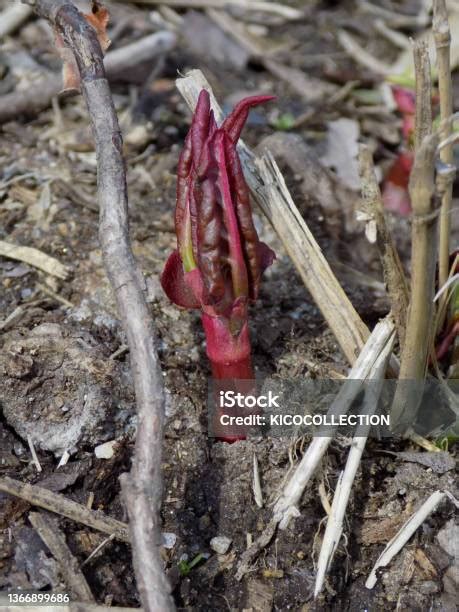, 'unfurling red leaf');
163,89,275,333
